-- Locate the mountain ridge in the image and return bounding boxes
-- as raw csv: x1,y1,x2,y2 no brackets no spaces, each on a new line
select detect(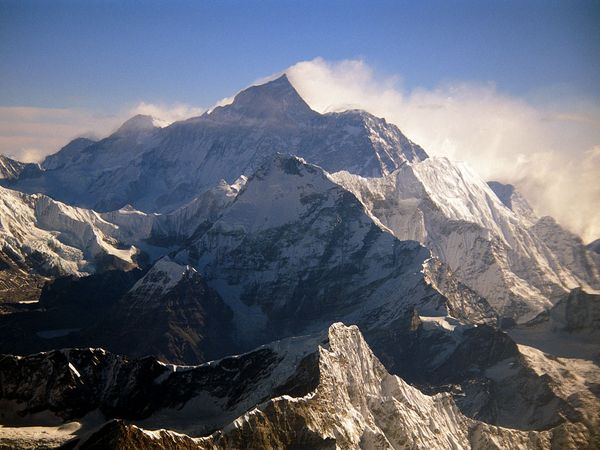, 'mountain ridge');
0,74,427,212
0,73,598,449
1,323,596,449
